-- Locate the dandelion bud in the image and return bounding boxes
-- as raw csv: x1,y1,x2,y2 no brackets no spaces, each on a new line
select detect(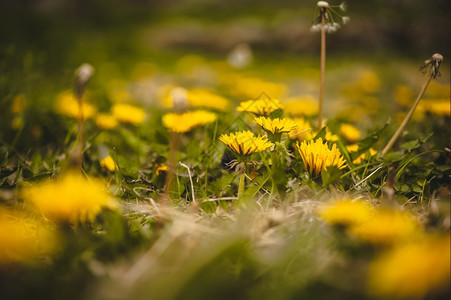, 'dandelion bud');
169,87,189,112
75,63,94,99
317,1,329,8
